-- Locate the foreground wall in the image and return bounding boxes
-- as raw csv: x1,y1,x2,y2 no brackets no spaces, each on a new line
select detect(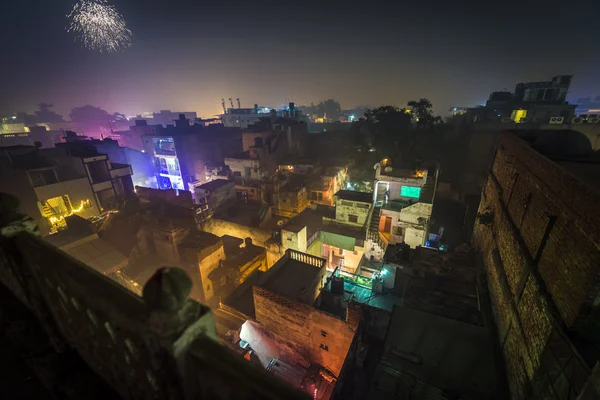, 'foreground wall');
253,286,355,376
472,132,600,399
